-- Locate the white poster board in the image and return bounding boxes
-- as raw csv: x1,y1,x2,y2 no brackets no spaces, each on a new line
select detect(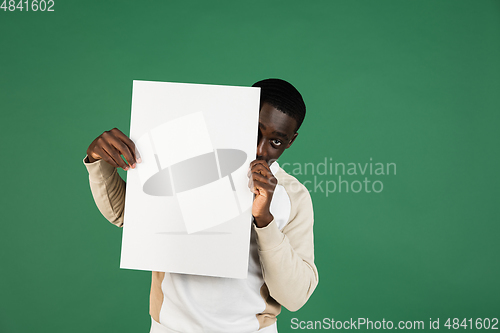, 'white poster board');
120,80,260,278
